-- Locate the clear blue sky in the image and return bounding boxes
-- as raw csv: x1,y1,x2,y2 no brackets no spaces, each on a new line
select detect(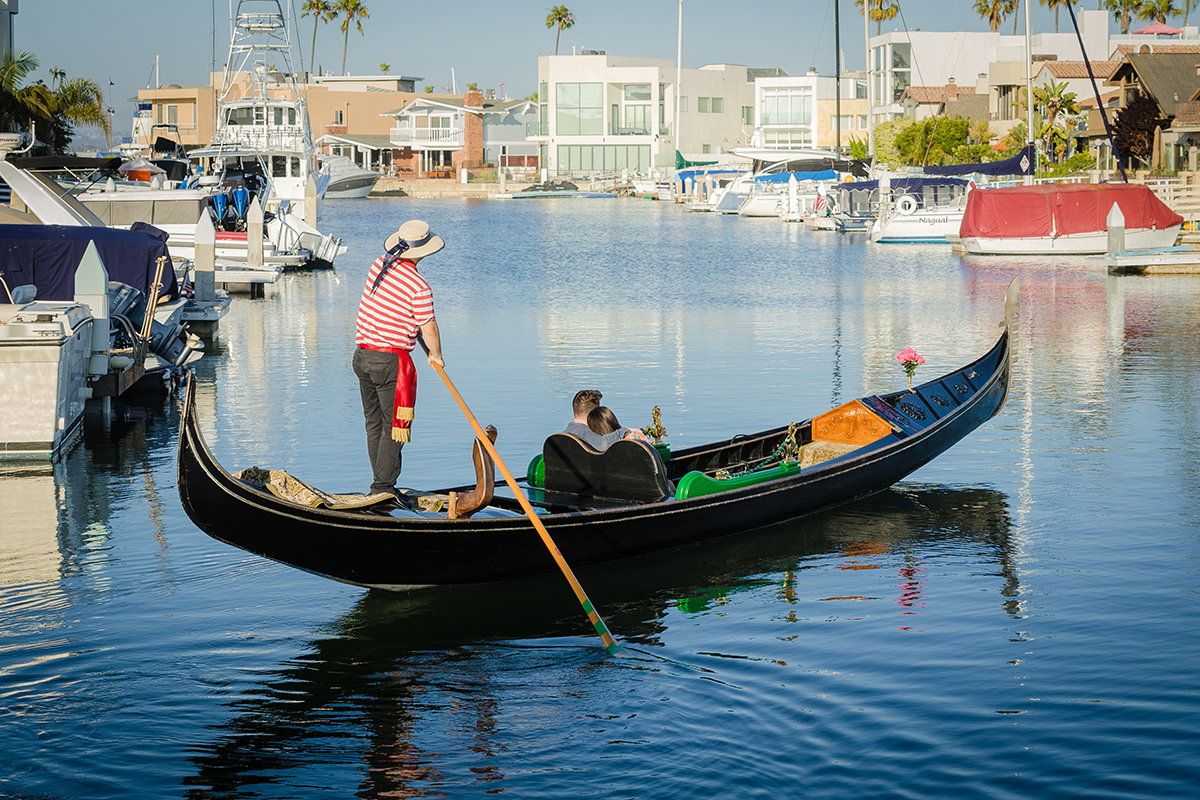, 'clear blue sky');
17,0,1157,146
